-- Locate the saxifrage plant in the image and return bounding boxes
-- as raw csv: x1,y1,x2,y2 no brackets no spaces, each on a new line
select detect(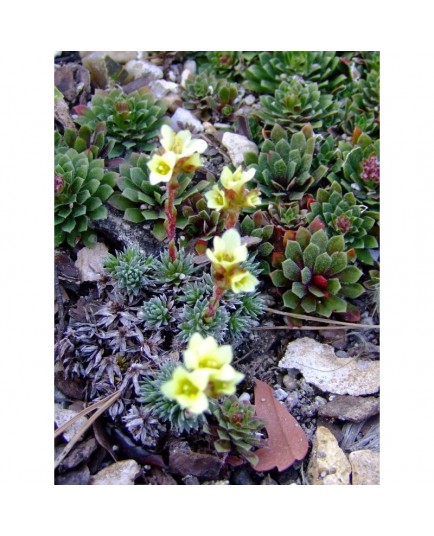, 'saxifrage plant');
270,222,364,317
75,88,167,158
55,148,117,247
